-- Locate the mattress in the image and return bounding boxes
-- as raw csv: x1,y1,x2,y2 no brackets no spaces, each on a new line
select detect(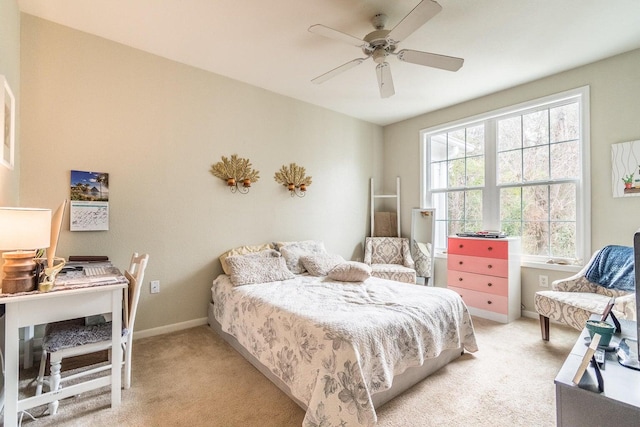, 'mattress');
210,274,477,427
